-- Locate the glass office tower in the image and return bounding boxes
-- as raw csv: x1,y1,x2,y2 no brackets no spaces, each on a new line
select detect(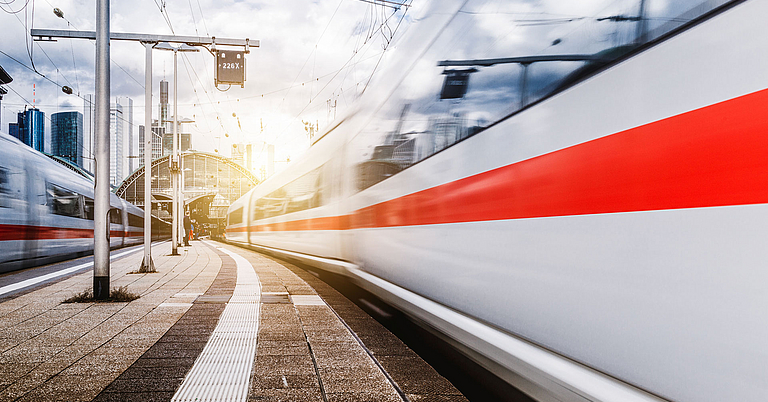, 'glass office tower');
51,111,84,167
